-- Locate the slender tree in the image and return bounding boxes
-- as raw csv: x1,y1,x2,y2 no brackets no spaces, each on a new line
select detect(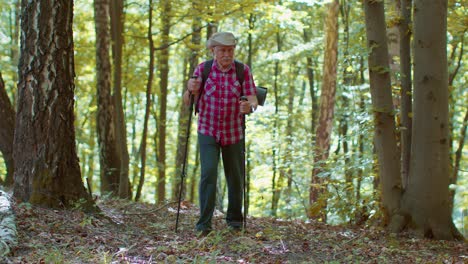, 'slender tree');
14,0,94,210
363,0,402,224
95,0,121,195
110,0,130,199
135,0,155,202
339,0,354,214
309,0,339,221
156,0,172,203
271,29,283,217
